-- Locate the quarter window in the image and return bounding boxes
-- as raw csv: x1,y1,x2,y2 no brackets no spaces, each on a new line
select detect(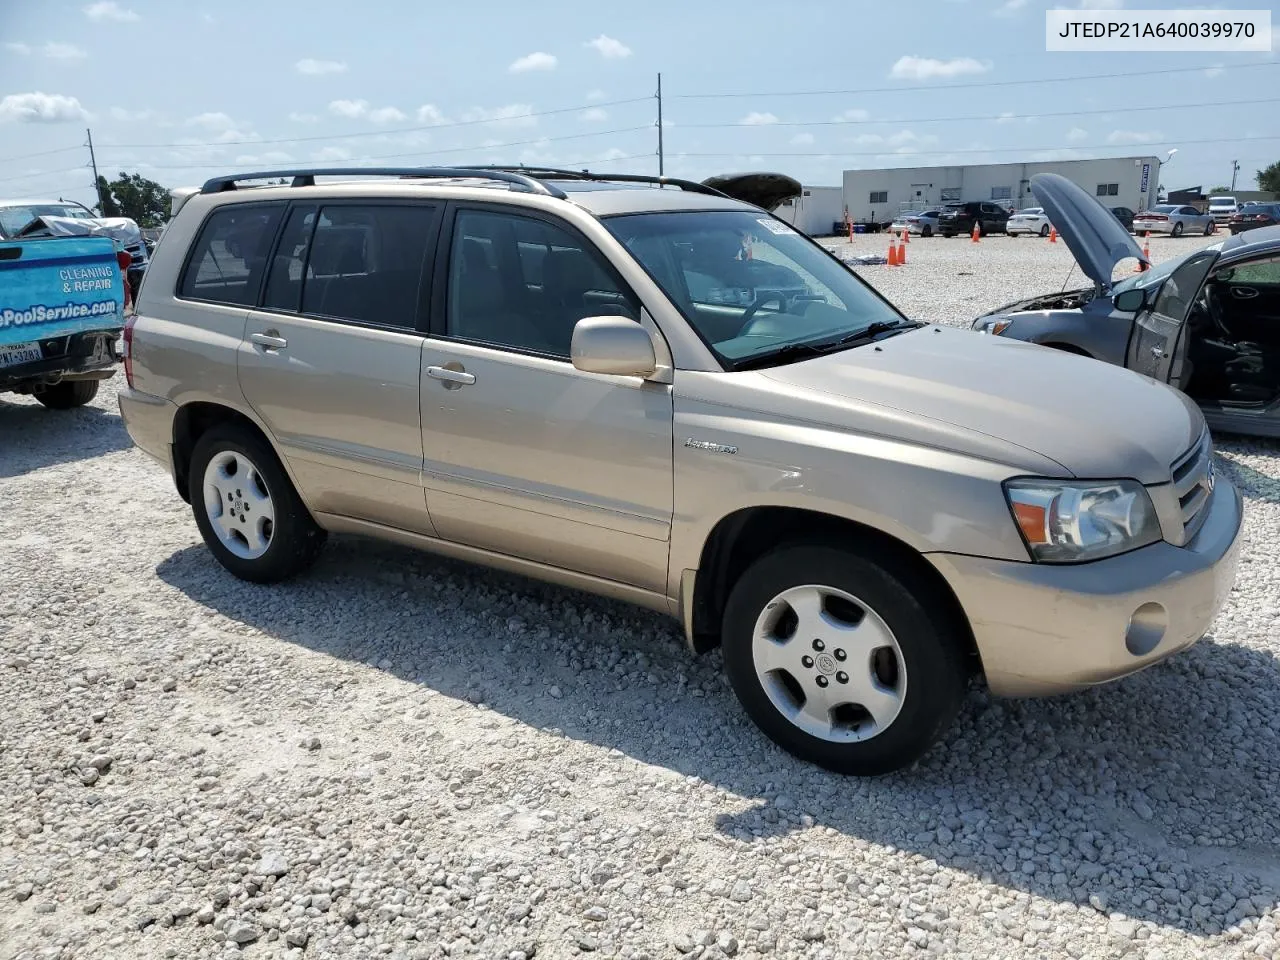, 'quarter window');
179,204,284,305
446,209,639,358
